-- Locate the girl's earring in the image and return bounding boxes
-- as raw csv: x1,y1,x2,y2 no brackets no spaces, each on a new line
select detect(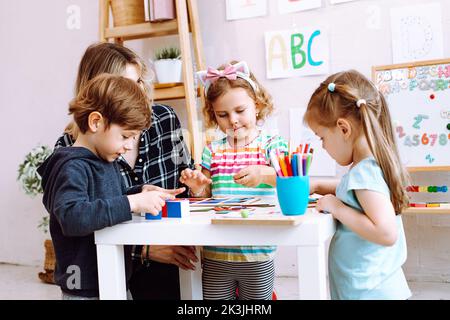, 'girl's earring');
256,113,264,126
256,118,265,127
